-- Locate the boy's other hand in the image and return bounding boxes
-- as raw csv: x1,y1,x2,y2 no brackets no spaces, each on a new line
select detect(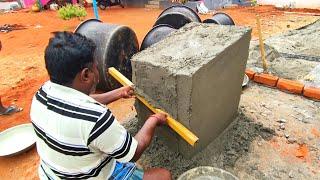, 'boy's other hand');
149,113,167,126
120,86,134,98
